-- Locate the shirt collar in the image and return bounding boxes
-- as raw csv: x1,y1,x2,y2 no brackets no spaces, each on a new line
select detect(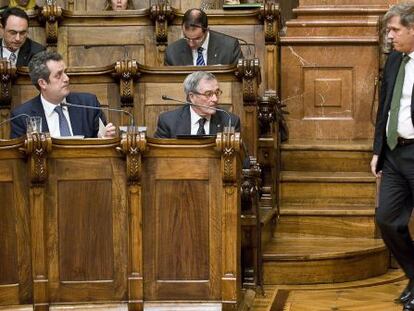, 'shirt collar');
41,94,68,117
190,104,211,126
200,31,209,52
2,41,19,57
